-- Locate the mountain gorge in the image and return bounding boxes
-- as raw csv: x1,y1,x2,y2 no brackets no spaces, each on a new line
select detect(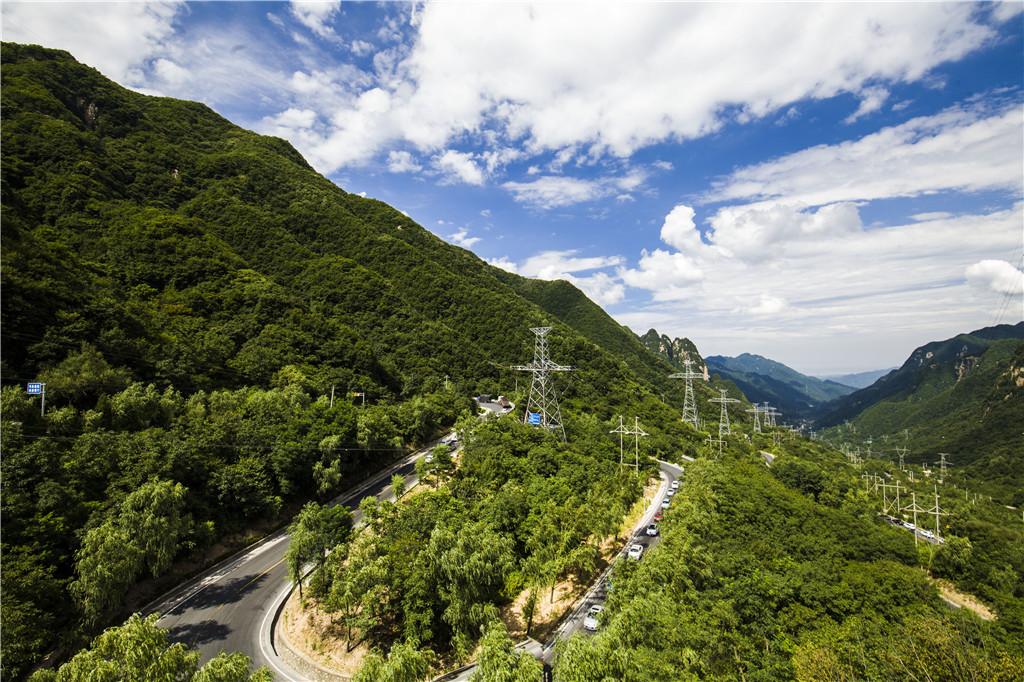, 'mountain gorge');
818,322,1024,503
704,352,855,419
